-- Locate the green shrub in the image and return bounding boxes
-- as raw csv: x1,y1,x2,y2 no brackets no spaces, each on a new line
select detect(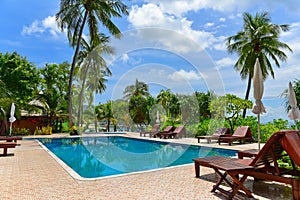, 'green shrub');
34,126,52,135
12,127,30,136
186,124,198,137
